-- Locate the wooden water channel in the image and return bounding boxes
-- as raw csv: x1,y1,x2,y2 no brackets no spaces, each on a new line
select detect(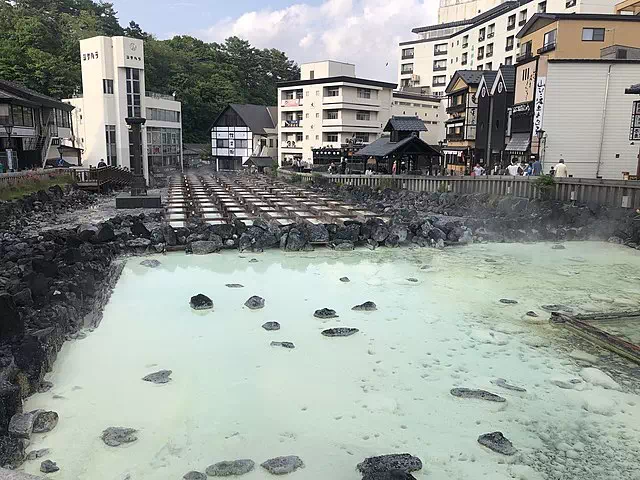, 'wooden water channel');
164,173,388,229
